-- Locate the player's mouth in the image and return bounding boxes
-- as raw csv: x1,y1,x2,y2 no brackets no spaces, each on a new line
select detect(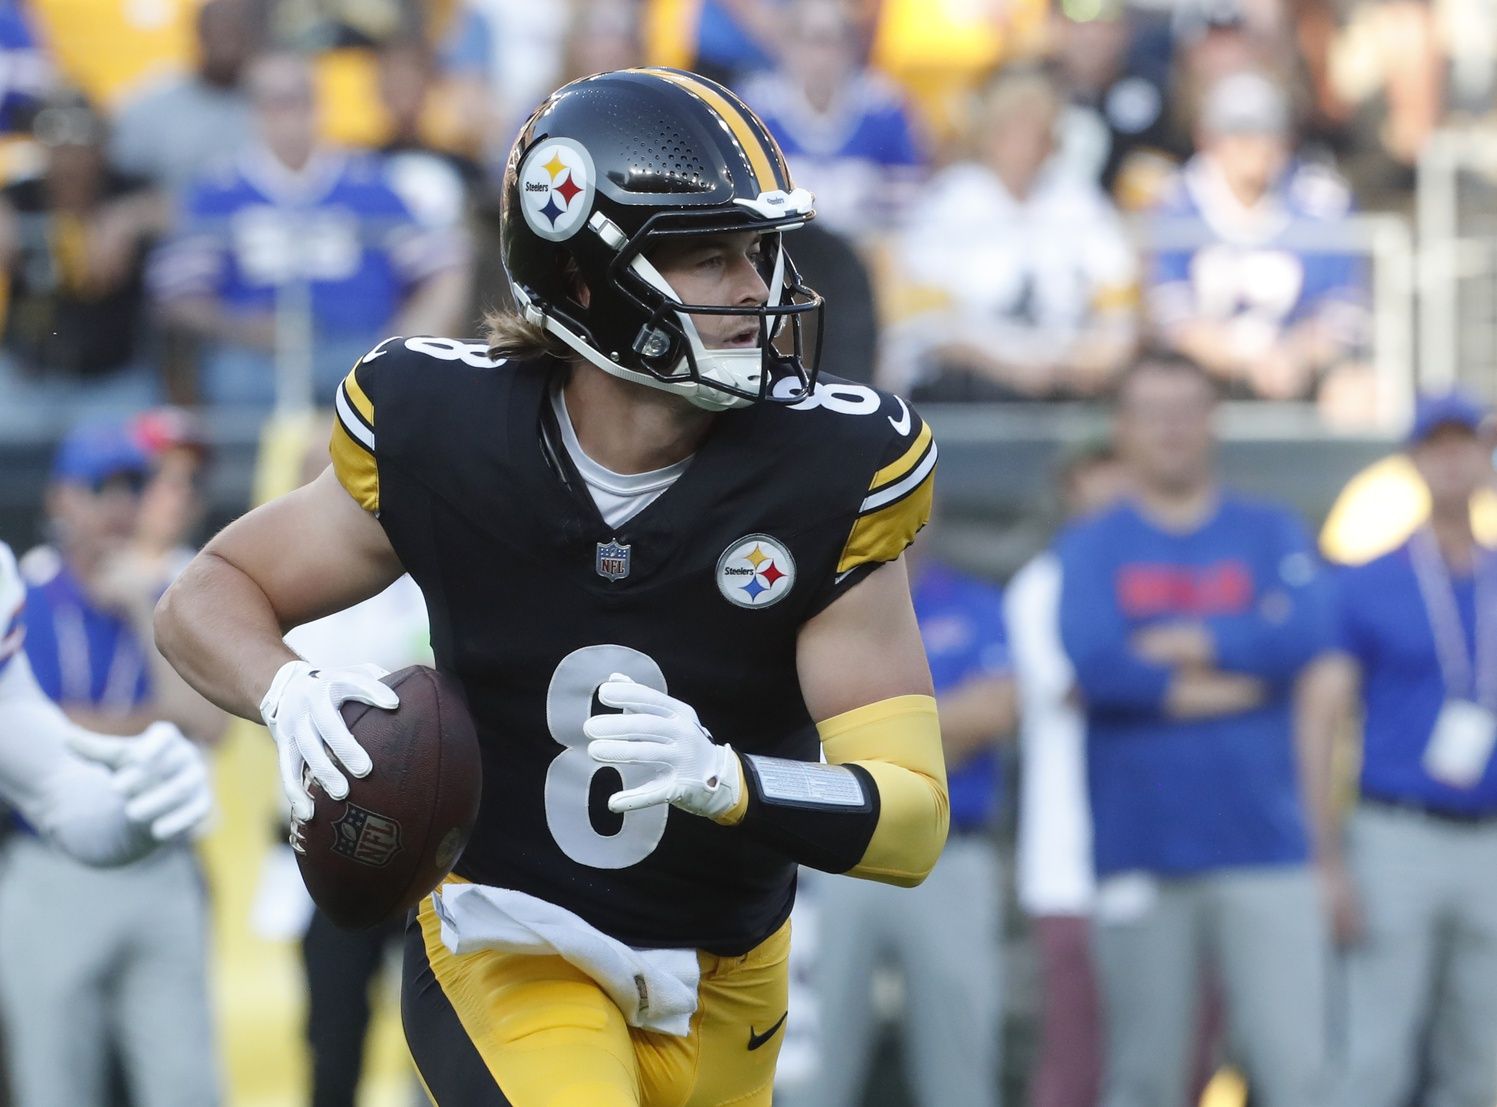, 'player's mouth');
719,326,759,349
